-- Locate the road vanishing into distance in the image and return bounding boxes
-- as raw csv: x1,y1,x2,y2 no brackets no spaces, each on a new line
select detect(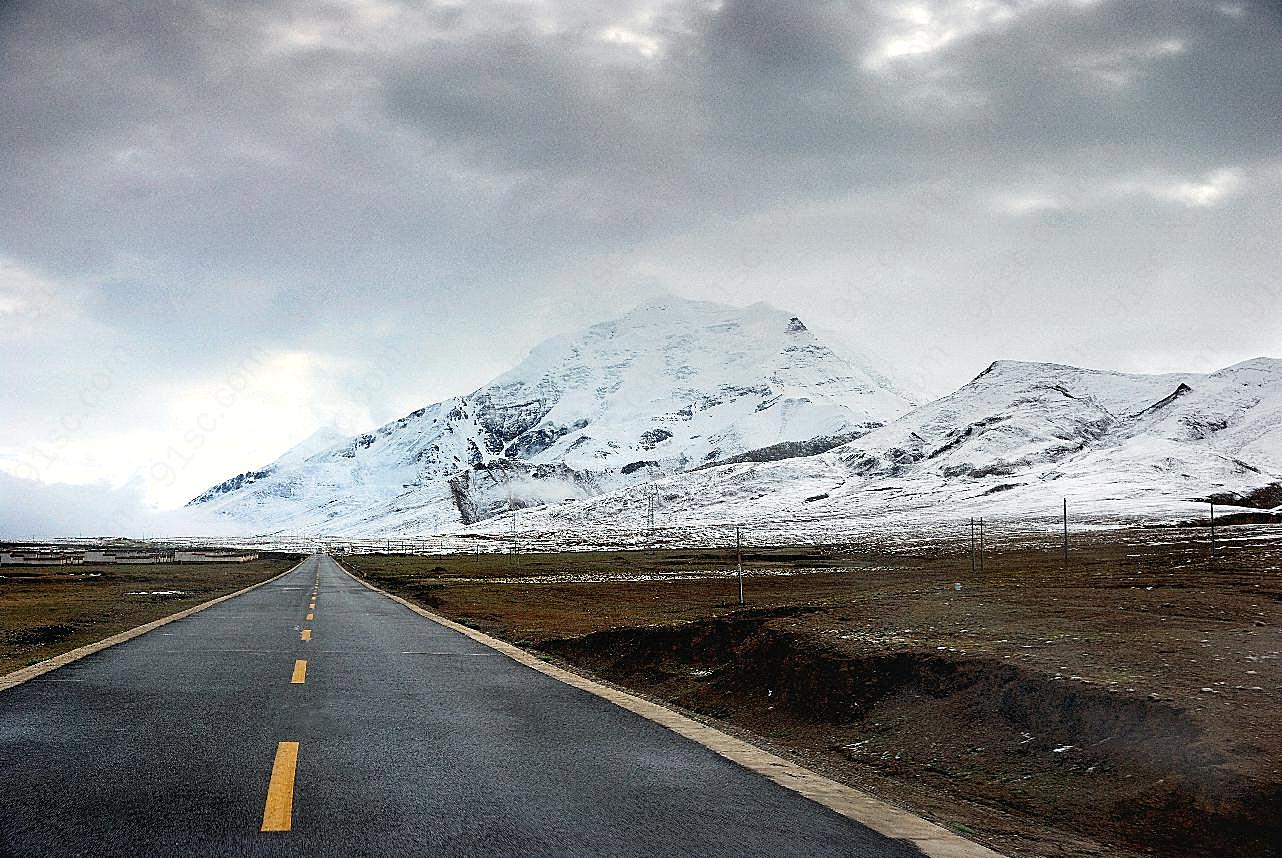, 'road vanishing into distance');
1,554,930,857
